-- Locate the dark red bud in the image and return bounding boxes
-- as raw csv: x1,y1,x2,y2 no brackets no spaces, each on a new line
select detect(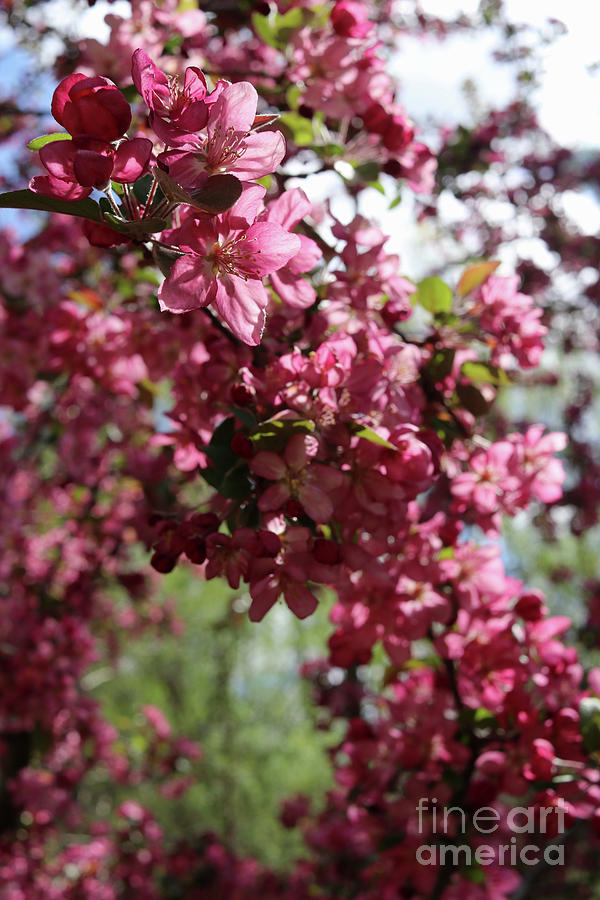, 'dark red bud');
284,498,305,519
258,530,281,557
184,541,207,565
313,539,341,565
230,432,254,458
150,551,178,574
